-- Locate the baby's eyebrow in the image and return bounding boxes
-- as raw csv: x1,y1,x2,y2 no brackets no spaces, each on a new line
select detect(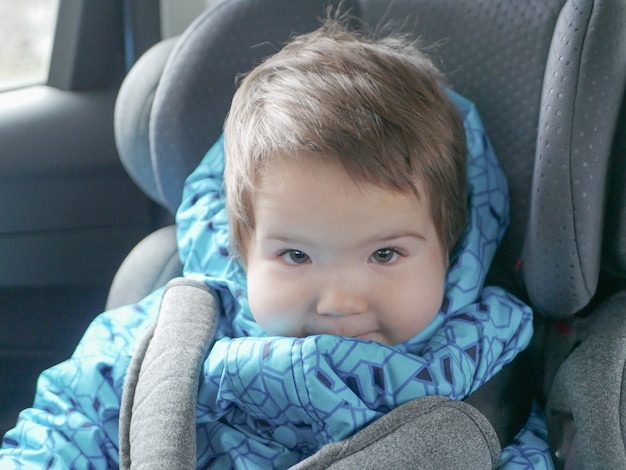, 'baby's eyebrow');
370,231,427,243
261,230,427,243
259,233,305,244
